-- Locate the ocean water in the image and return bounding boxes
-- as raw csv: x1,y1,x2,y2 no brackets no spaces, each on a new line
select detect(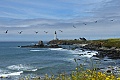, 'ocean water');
0,42,120,80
